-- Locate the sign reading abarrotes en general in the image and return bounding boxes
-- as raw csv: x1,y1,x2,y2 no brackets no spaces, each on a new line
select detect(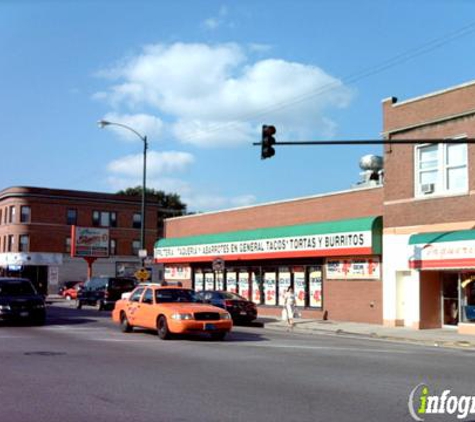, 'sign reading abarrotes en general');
155,217,381,263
